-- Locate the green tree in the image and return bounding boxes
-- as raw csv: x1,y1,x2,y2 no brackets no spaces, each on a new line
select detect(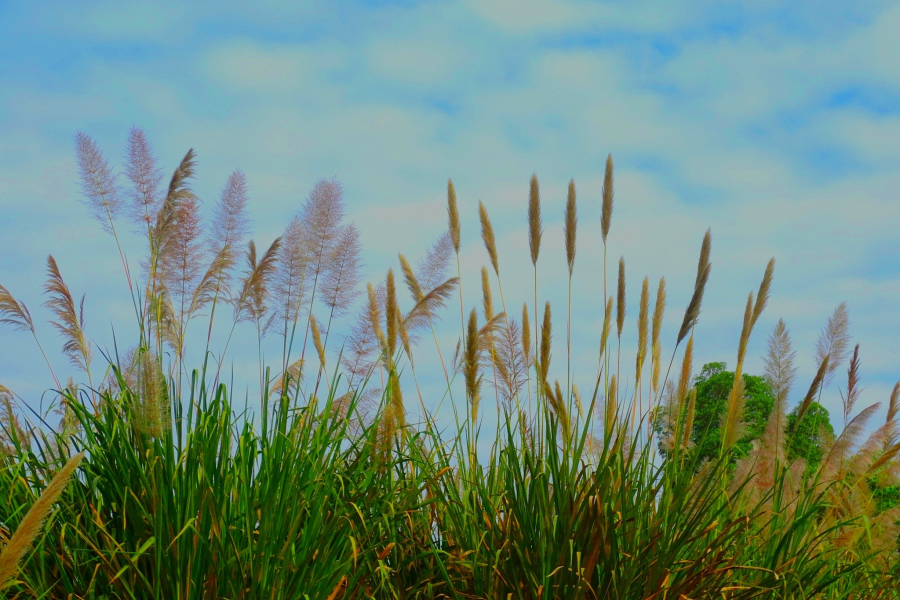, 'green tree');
785,402,834,474
688,362,775,465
